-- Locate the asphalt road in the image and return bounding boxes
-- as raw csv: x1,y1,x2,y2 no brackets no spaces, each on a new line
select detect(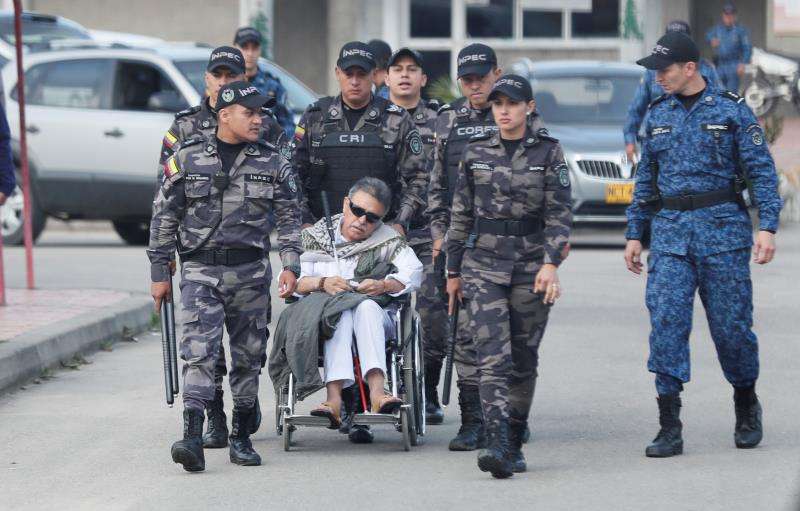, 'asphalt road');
1,221,799,510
